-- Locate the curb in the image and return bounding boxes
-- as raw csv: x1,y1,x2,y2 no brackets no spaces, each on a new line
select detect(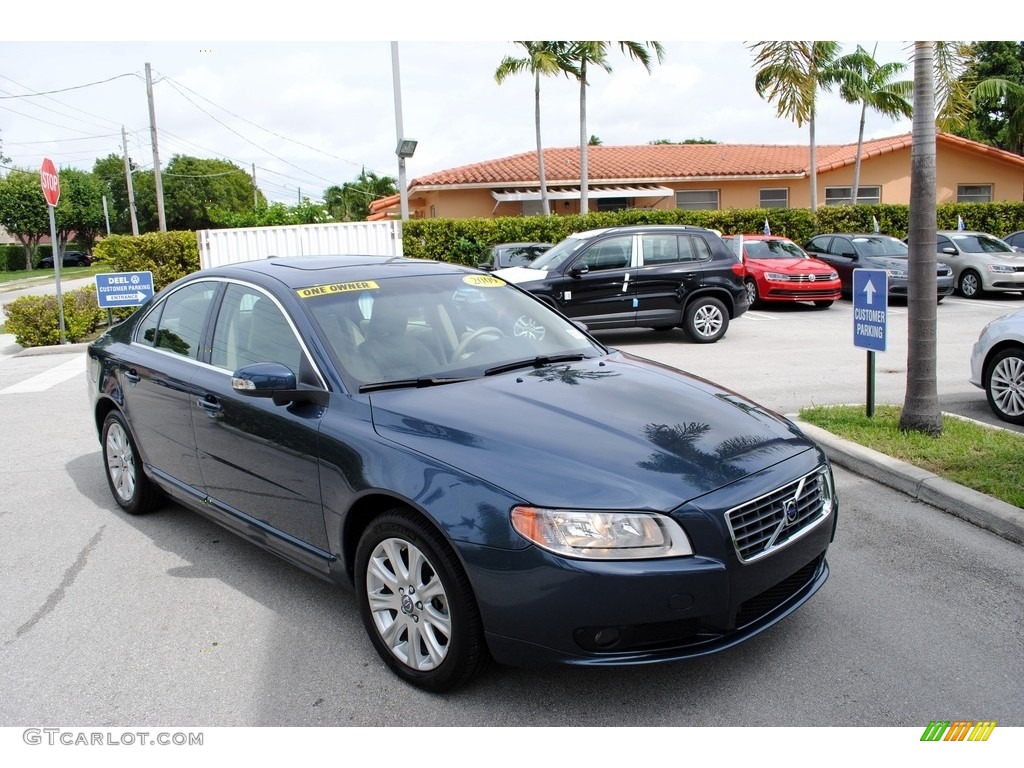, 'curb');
790,416,1024,547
